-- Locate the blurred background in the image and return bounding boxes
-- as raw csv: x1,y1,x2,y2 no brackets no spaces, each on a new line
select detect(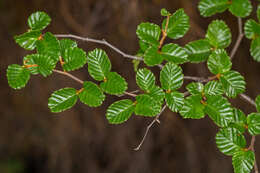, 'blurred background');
1,0,260,172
